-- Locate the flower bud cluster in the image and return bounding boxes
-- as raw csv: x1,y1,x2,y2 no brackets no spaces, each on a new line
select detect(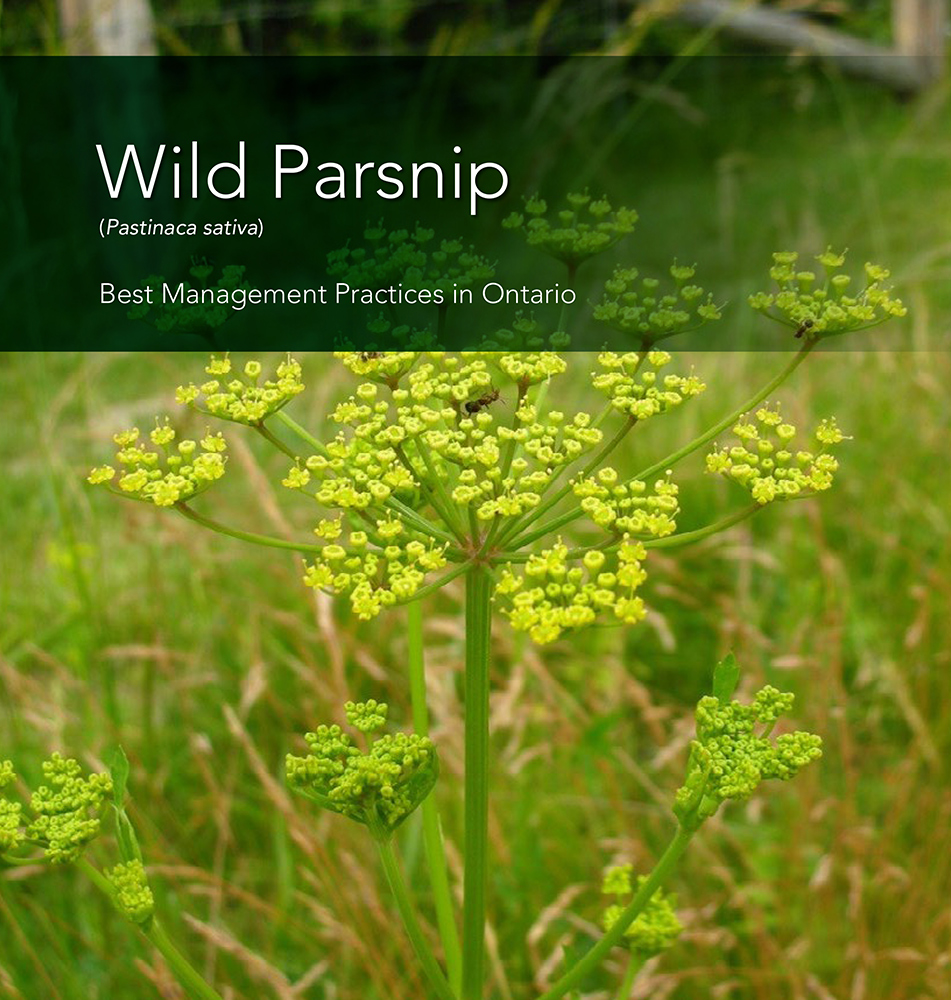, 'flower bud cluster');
601,864,683,957
706,407,845,504
593,264,721,343
496,537,649,644
674,684,822,829
302,515,449,620
502,192,638,268
176,354,305,425
1,760,23,853
28,754,113,864
749,250,906,338
573,471,679,537
88,424,227,507
286,702,438,834
128,264,249,332
107,860,155,925
592,351,706,420
327,223,495,293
